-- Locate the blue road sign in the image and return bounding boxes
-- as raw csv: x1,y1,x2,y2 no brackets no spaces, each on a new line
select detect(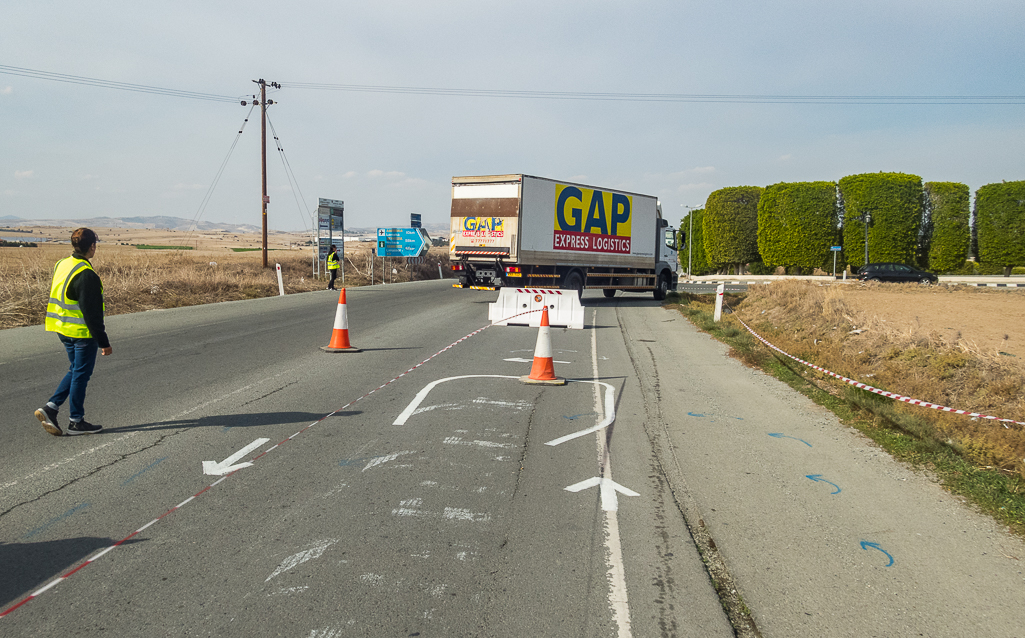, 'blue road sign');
377,227,429,257
830,246,842,251
410,213,422,228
